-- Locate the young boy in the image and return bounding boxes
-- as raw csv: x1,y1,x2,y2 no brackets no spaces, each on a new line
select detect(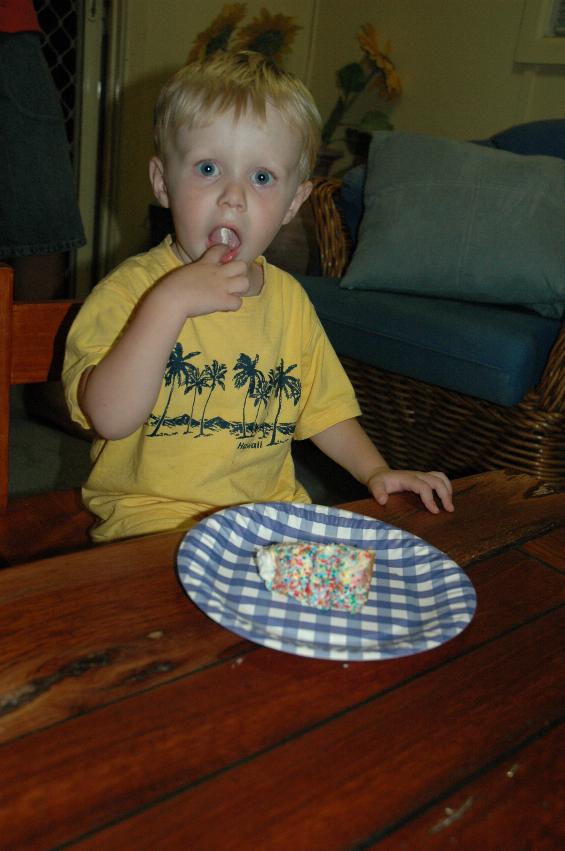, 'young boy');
63,51,453,543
